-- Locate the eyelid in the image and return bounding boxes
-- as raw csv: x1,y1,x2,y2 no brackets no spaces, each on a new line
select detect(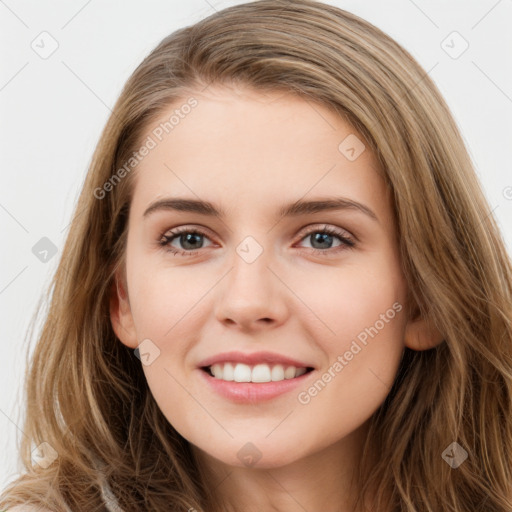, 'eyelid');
159,223,353,244
295,222,354,241
158,223,217,242
160,222,354,238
